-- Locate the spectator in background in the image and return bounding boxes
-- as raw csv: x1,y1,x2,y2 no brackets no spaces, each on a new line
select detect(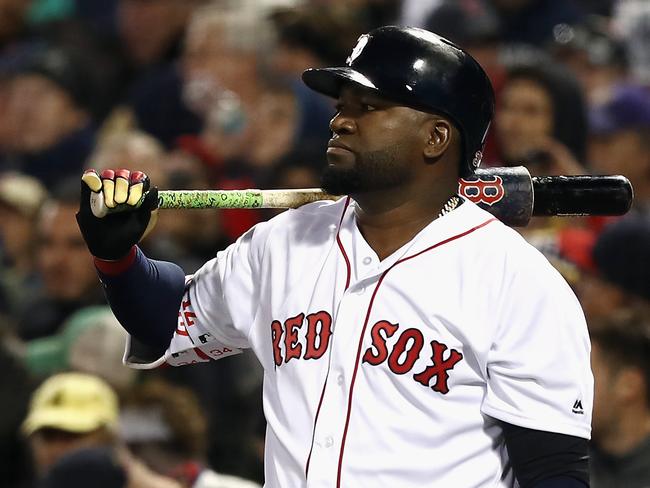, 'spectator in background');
176,5,332,241
0,172,47,319
247,78,331,175
0,0,31,49
589,305,650,488
181,5,265,131
40,445,185,488
550,16,629,104
493,54,587,175
22,372,120,478
99,0,208,147
573,216,650,323
488,0,584,46
119,378,261,488
40,447,128,488
23,372,182,488
0,327,34,488
0,45,96,187
399,0,444,29
588,84,650,212
613,0,650,86
16,180,104,340
87,129,169,192
186,72,332,239
24,306,137,391
117,0,211,147
423,0,501,51
268,5,356,78
117,0,200,71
